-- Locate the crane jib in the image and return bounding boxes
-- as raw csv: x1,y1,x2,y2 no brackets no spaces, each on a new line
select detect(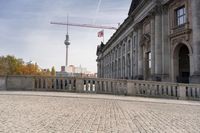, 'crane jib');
50,22,117,30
